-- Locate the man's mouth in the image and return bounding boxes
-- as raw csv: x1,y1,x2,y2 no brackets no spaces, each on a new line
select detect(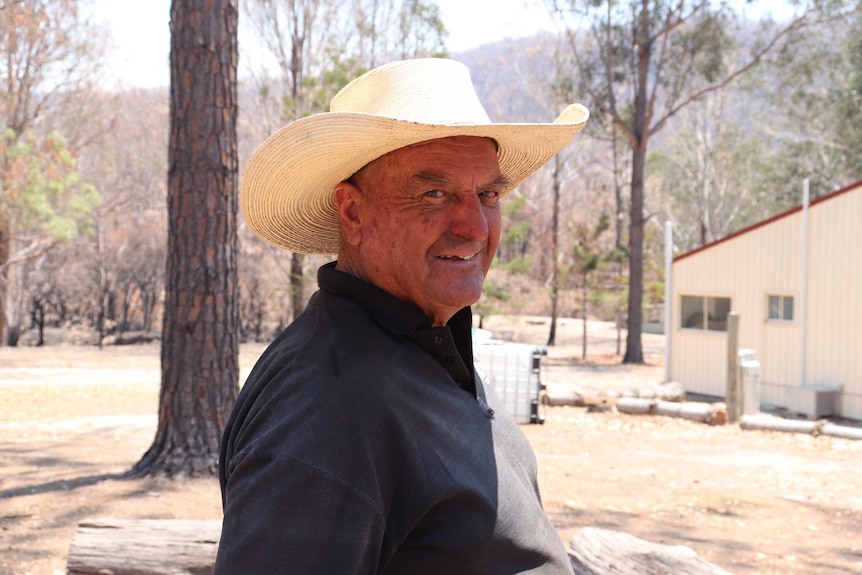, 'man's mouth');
439,253,478,261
